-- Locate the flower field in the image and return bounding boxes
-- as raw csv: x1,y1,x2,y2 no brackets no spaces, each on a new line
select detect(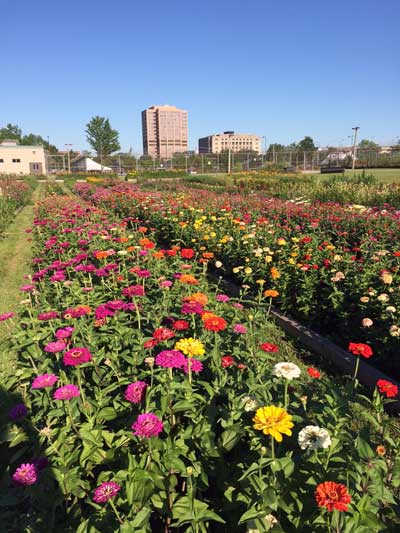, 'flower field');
1,187,400,532
76,182,400,379
0,177,34,236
